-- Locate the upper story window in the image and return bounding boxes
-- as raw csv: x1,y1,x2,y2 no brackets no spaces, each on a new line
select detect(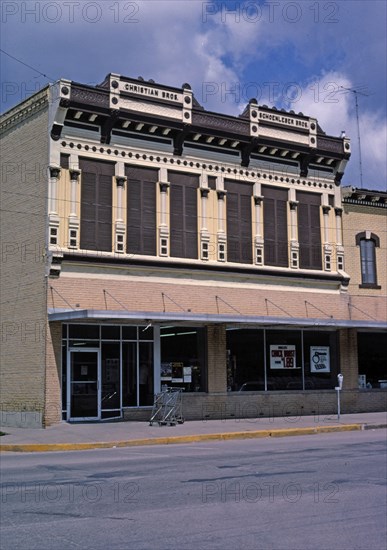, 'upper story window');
356,232,381,288
225,180,253,264
169,171,199,259
79,158,115,252
262,186,288,267
126,165,157,256
297,191,322,270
